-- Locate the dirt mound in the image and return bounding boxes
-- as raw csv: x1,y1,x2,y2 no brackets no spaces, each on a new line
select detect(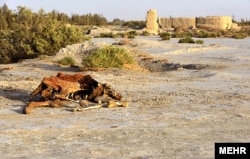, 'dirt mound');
52,41,107,66
52,42,212,73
